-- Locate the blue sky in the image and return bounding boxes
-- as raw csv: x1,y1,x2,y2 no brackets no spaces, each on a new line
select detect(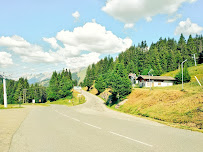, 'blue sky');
0,0,203,79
